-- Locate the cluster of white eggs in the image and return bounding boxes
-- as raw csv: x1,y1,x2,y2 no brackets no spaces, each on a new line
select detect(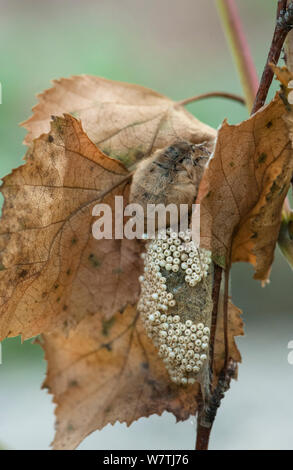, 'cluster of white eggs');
141,228,211,287
138,228,212,385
